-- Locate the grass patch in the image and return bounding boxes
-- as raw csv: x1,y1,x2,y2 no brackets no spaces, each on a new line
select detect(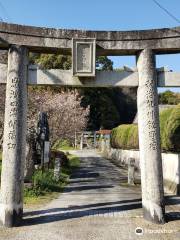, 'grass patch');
53,139,73,150
24,192,60,208
52,139,77,151
0,149,80,206
68,154,80,168
24,154,80,206
119,182,141,188
59,145,75,151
